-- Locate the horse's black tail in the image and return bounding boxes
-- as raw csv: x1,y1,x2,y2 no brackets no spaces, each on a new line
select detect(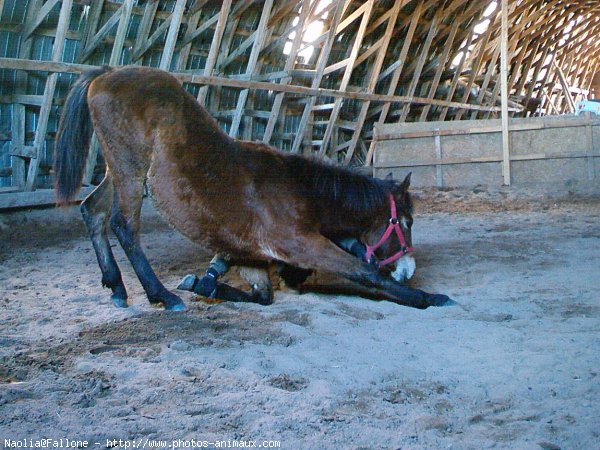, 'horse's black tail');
54,65,112,205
